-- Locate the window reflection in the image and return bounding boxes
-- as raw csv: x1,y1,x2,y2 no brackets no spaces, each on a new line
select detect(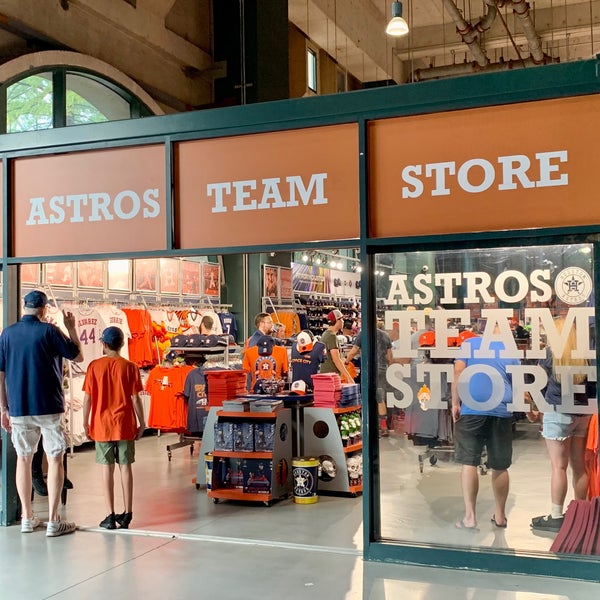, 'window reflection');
66,73,130,125
7,73,53,132
376,243,598,557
